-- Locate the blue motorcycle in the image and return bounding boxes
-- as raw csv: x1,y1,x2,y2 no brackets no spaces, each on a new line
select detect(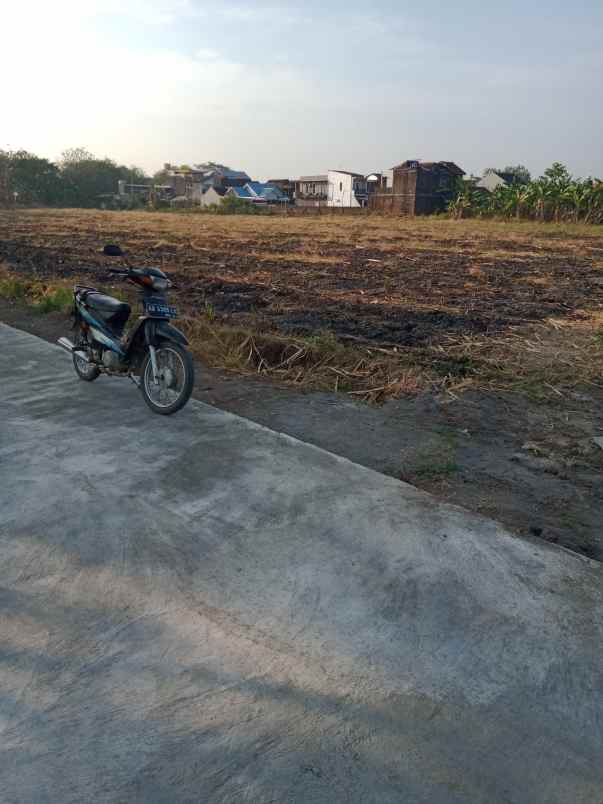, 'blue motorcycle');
58,244,194,415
